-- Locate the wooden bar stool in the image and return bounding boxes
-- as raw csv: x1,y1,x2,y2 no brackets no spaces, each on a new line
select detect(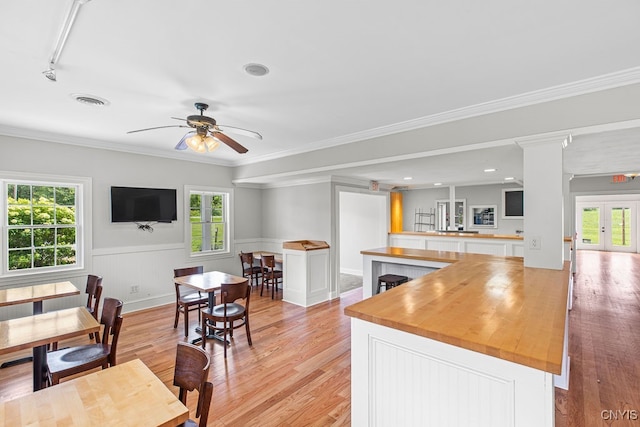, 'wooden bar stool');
377,274,409,294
